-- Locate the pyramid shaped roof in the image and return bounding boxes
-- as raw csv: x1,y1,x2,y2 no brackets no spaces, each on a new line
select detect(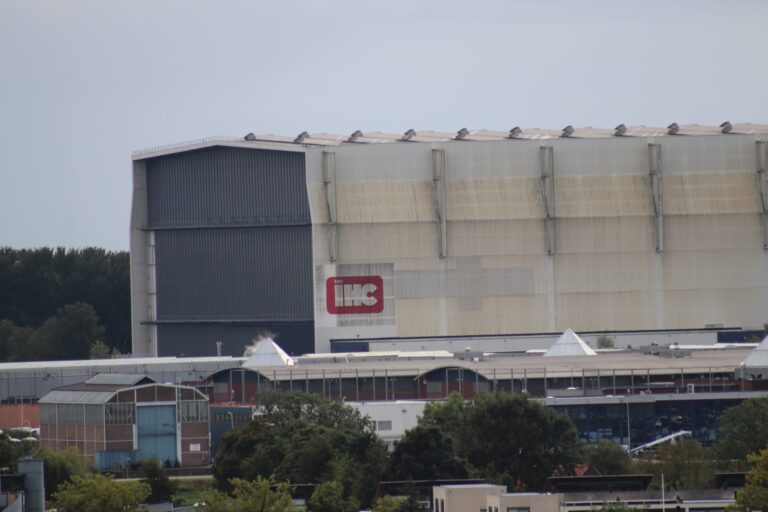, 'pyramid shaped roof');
543,329,597,357
242,338,294,367
742,335,768,367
